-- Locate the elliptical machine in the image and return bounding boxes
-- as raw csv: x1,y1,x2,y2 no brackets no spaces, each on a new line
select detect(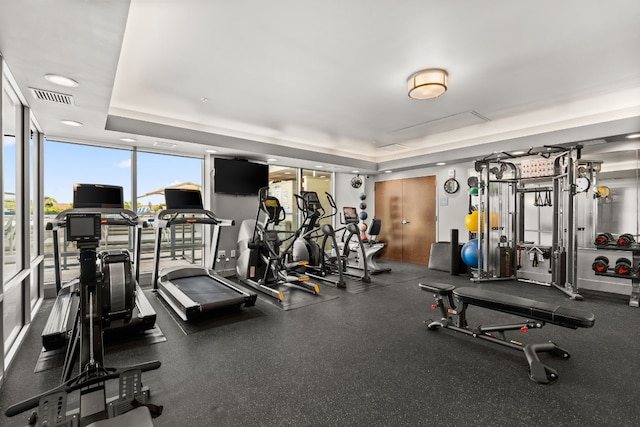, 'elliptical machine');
291,191,347,287
336,206,371,282
236,187,320,302
6,212,162,426
342,213,391,275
